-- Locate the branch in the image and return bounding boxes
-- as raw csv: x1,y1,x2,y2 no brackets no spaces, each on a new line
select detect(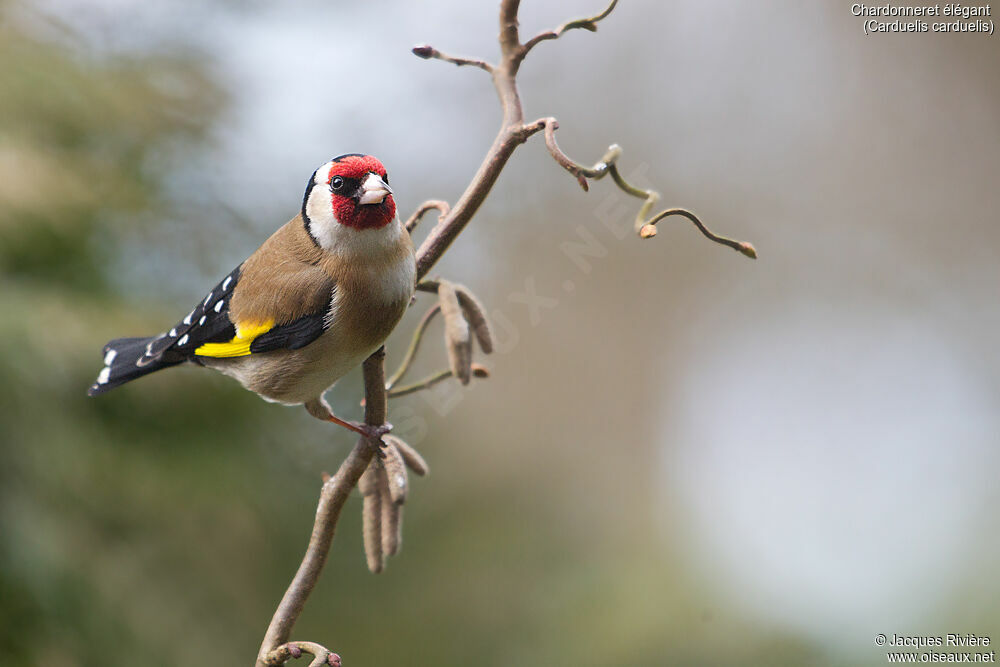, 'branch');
255,349,388,667
521,0,619,56
385,304,440,391
386,281,494,396
264,642,341,667
387,364,489,399
540,118,757,258
642,208,757,258
412,44,494,73
411,0,533,280
404,200,451,234
259,0,755,659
